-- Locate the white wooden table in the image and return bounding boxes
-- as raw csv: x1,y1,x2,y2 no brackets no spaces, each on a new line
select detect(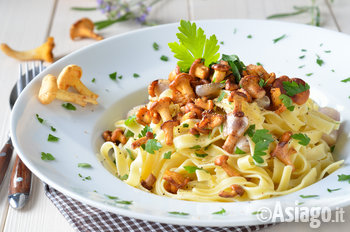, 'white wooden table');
0,0,349,231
